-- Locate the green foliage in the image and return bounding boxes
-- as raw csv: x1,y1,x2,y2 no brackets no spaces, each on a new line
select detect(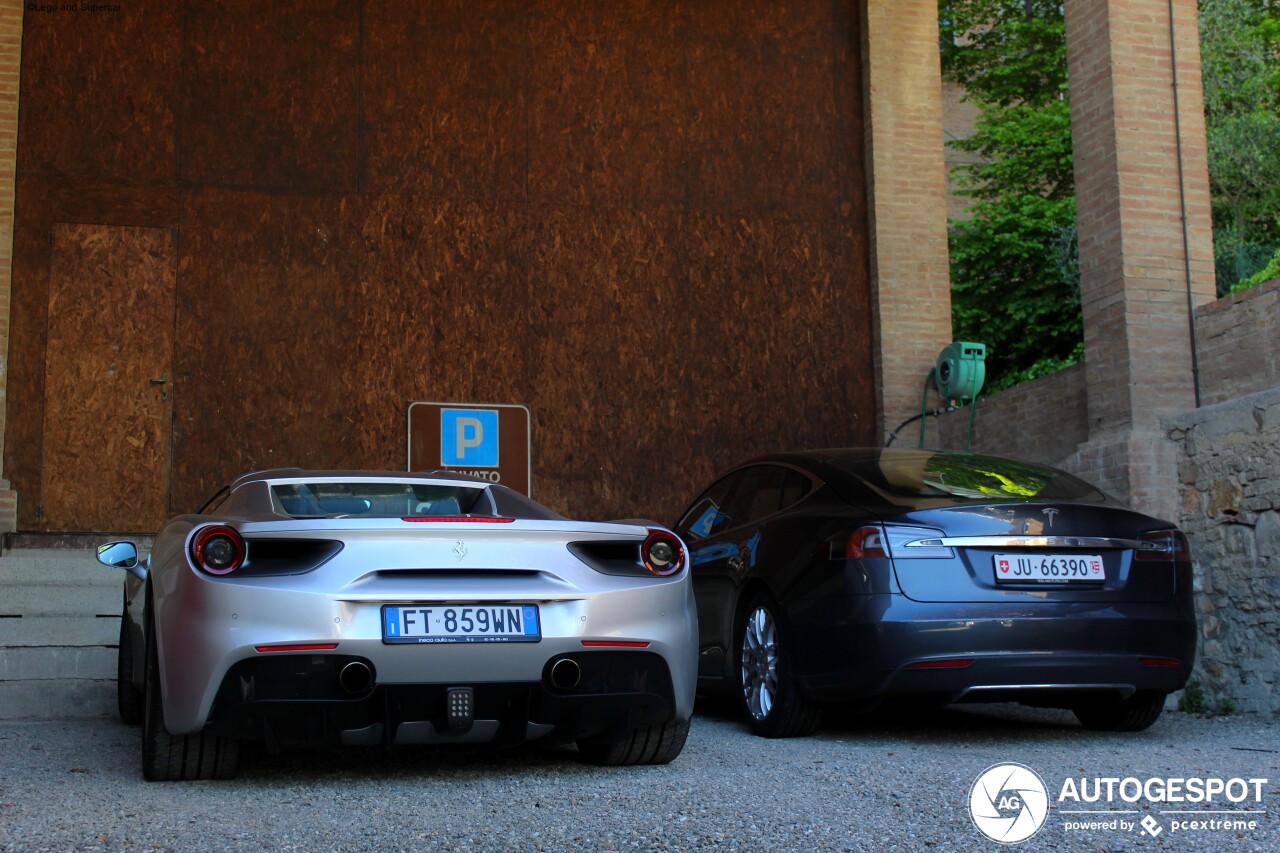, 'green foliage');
1199,0,1280,292
940,0,1083,392
1230,244,1280,292
1178,678,1208,714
